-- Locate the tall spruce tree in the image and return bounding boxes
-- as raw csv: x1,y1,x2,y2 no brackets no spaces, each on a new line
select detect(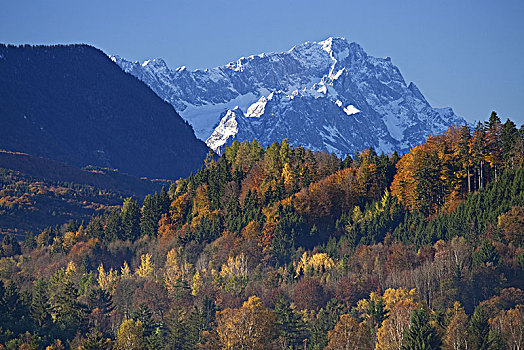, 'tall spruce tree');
468,305,490,350
140,194,159,237
275,297,307,349
402,307,441,350
31,279,52,330
121,197,141,241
